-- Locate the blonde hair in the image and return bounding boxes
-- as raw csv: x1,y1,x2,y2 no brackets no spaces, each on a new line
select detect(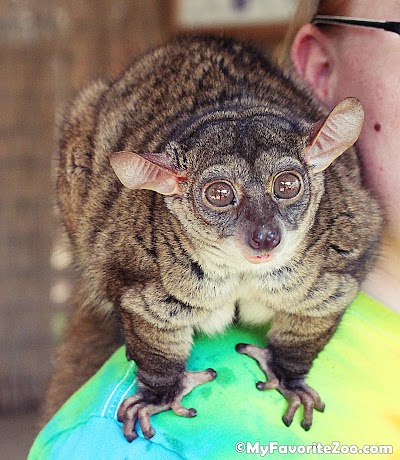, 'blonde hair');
275,0,350,69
